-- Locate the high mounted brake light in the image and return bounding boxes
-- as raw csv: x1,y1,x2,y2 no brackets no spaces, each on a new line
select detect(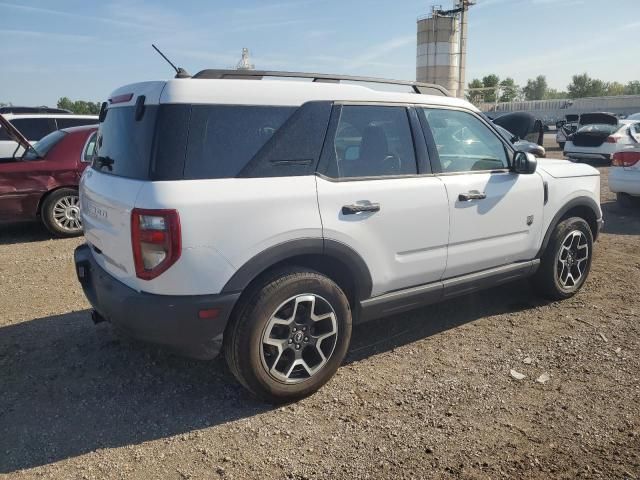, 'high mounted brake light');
131,209,181,280
109,93,134,104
